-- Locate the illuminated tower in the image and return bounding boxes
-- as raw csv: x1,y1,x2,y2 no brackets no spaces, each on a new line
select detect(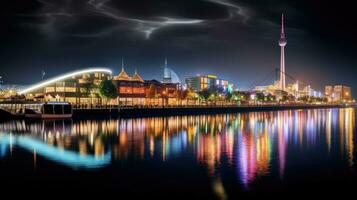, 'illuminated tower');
279,14,287,91
163,58,172,83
